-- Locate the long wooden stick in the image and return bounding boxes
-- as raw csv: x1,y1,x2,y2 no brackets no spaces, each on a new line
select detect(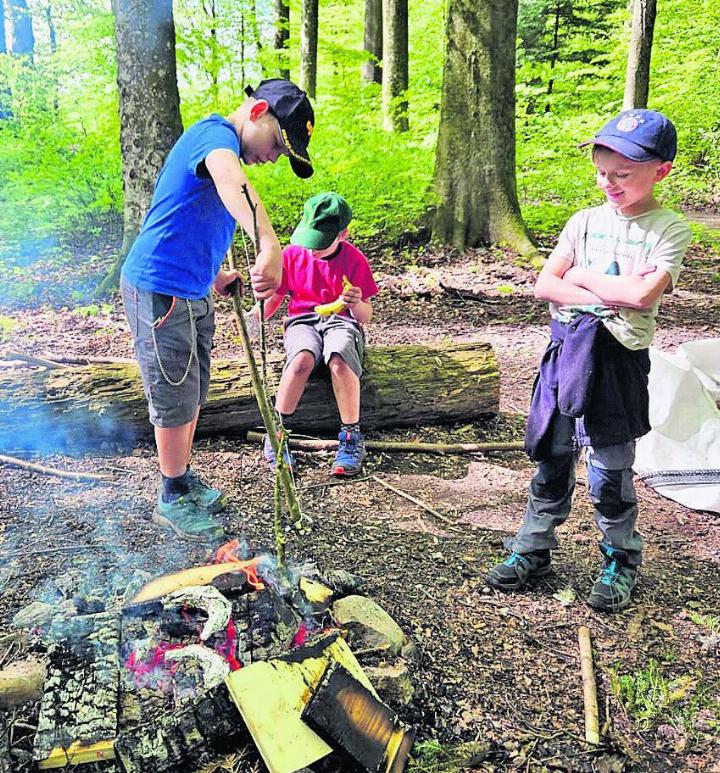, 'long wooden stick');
371,474,455,525
0,454,114,482
578,625,600,745
247,430,522,455
3,351,72,370
227,186,303,541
